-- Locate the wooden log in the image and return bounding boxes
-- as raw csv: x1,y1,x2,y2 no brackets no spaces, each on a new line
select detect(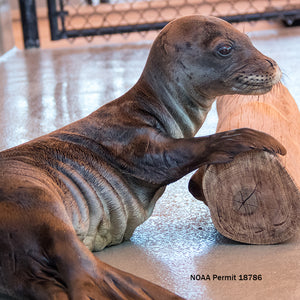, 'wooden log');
189,83,300,244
